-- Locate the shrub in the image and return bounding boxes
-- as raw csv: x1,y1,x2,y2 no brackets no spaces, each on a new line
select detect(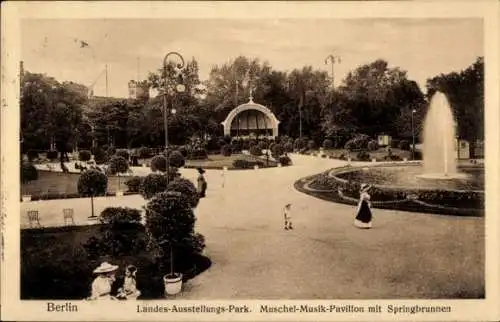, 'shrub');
232,159,264,169
356,150,371,161
78,150,92,162
307,140,316,150
77,169,108,197
279,155,292,166
93,148,108,165
249,145,262,156
294,138,307,150
344,134,370,151
398,140,410,150
169,150,186,168
140,173,169,199
284,142,294,153
384,154,403,161
390,139,400,149
138,147,154,159
167,177,200,208
271,143,284,159
188,149,208,160
125,176,143,192
99,207,142,225
223,135,232,145
230,142,242,153
151,155,167,172
367,140,379,151
27,150,39,162
221,145,232,157
116,149,130,160
46,150,58,160
21,162,38,184
178,146,188,158
107,156,129,177
322,139,333,149
106,146,116,156
145,191,205,274
83,207,147,258
412,150,423,160
258,141,268,151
